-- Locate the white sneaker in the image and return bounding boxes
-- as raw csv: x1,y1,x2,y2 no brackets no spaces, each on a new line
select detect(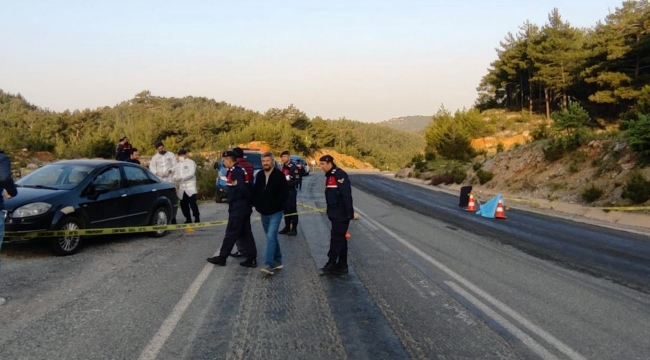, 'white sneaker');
0,297,6,306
